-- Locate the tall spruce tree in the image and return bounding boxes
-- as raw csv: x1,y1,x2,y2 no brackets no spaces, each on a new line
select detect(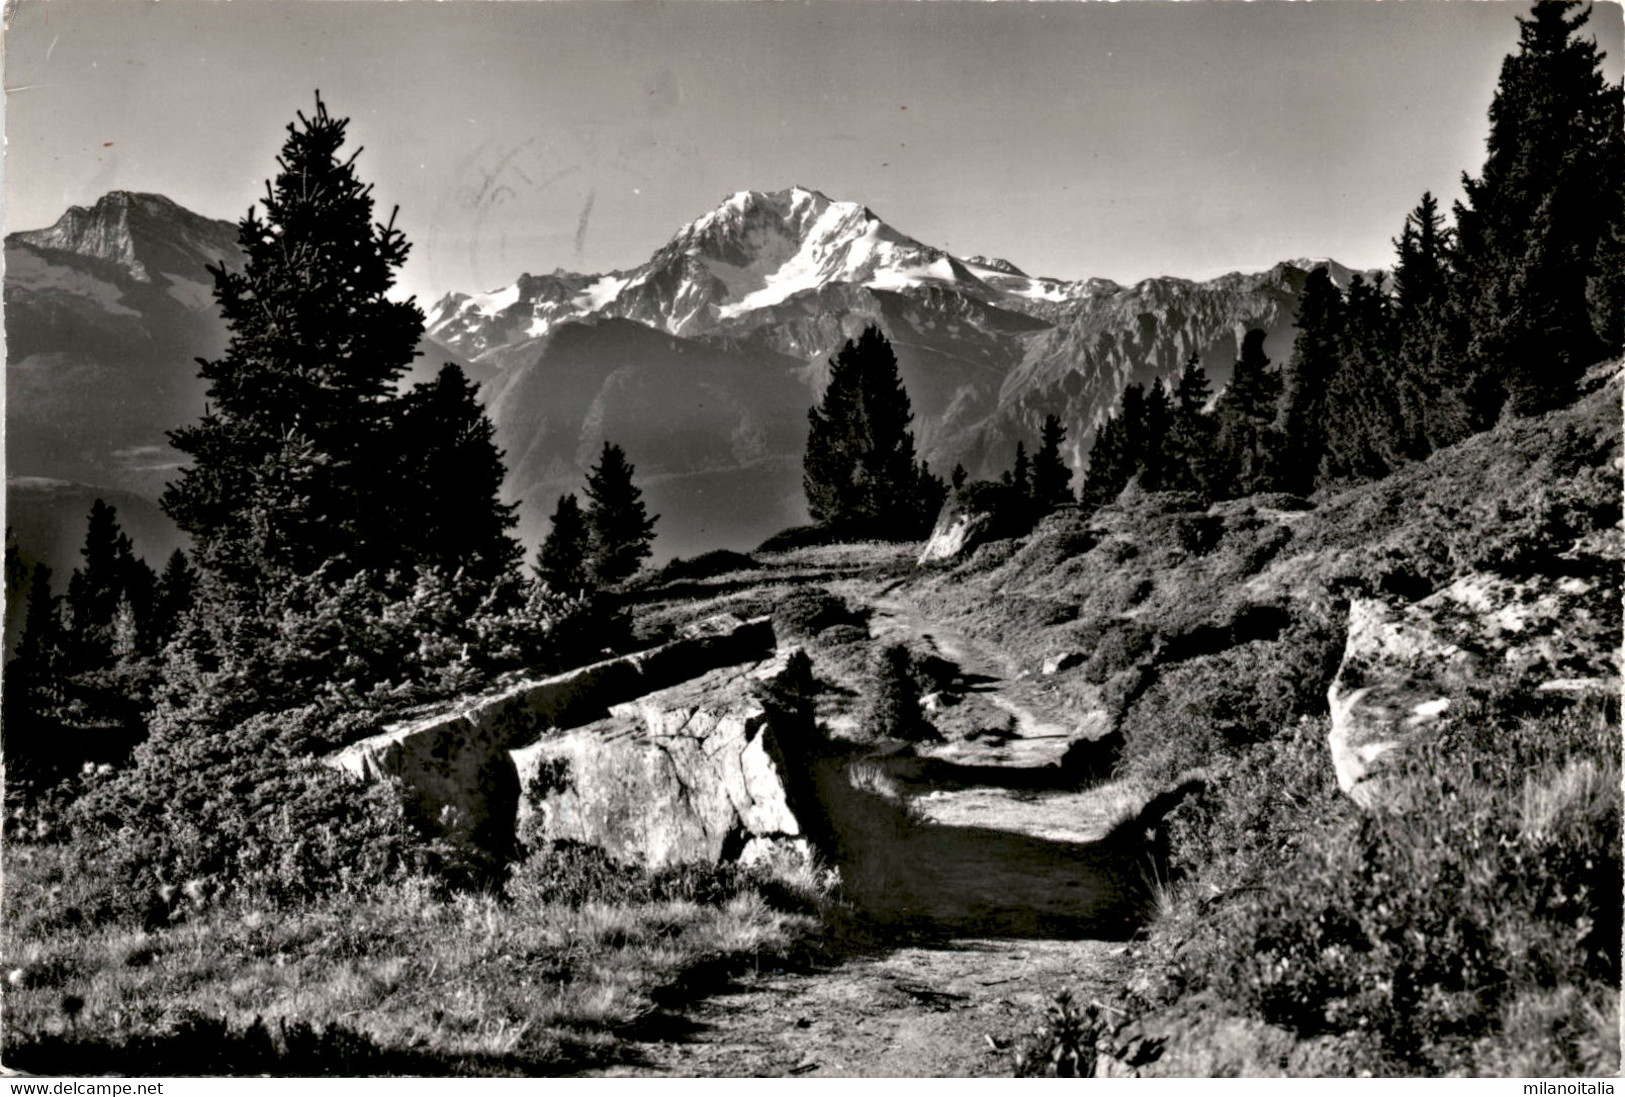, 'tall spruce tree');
395,363,520,582
1323,274,1408,483
1166,353,1218,496
64,500,154,669
535,493,591,594
150,549,197,647
1142,378,1173,491
913,462,950,534
1392,192,1476,451
1008,441,1031,497
1278,268,1346,494
584,442,658,586
1212,329,1282,497
1453,0,1623,415
803,326,926,538
164,93,424,599
1080,385,1149,512
1031,414,1074,511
